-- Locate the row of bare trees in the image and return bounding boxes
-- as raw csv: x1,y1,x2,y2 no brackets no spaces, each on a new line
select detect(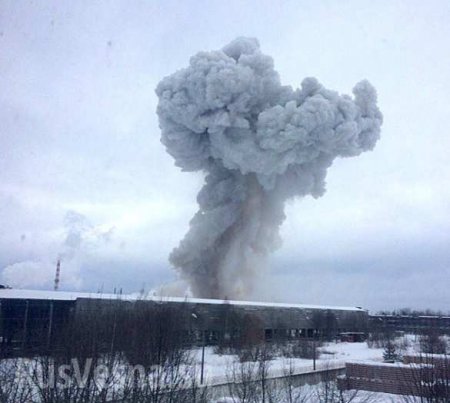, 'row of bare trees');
401,354,450,403
0,300,209,403
222,354,376,403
